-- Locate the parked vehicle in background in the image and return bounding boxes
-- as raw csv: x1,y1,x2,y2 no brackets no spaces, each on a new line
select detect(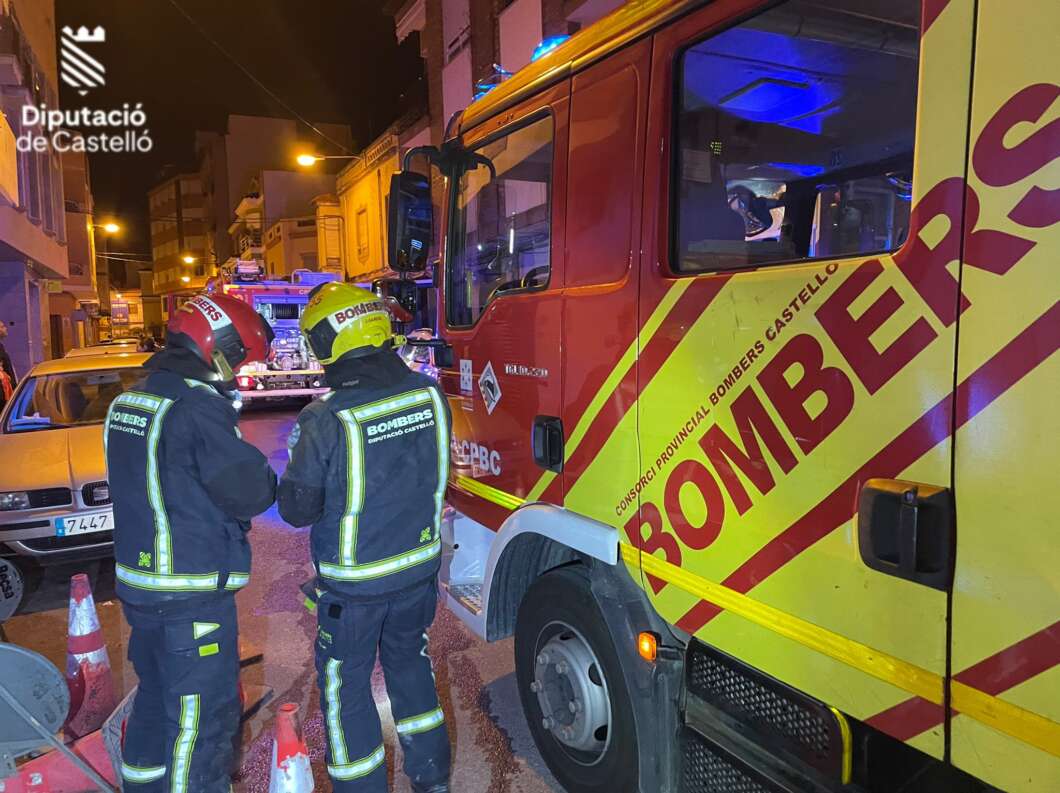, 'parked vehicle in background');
0,353,150,591
385,1,1060,791
212,263,338,400
65,339,139,358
